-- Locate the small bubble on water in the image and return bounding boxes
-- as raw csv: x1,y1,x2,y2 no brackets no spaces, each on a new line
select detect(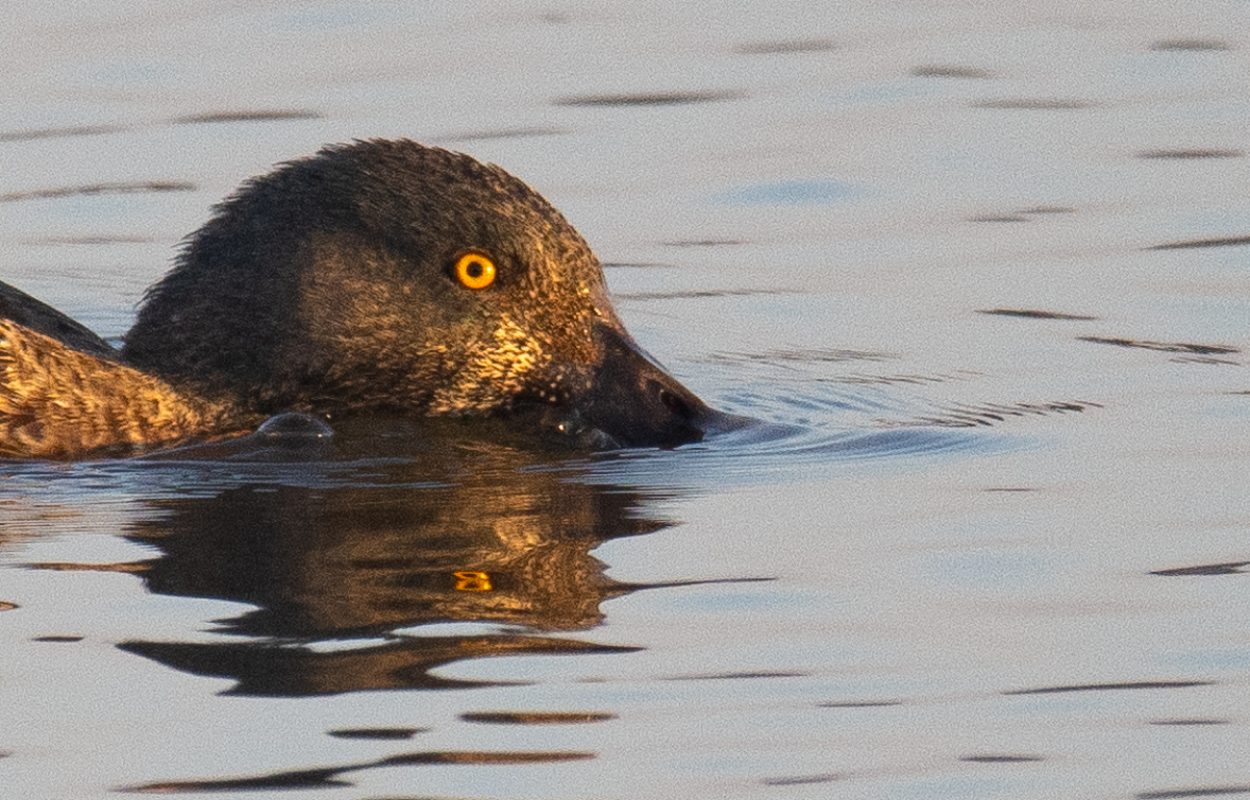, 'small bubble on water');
256,413,335,439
